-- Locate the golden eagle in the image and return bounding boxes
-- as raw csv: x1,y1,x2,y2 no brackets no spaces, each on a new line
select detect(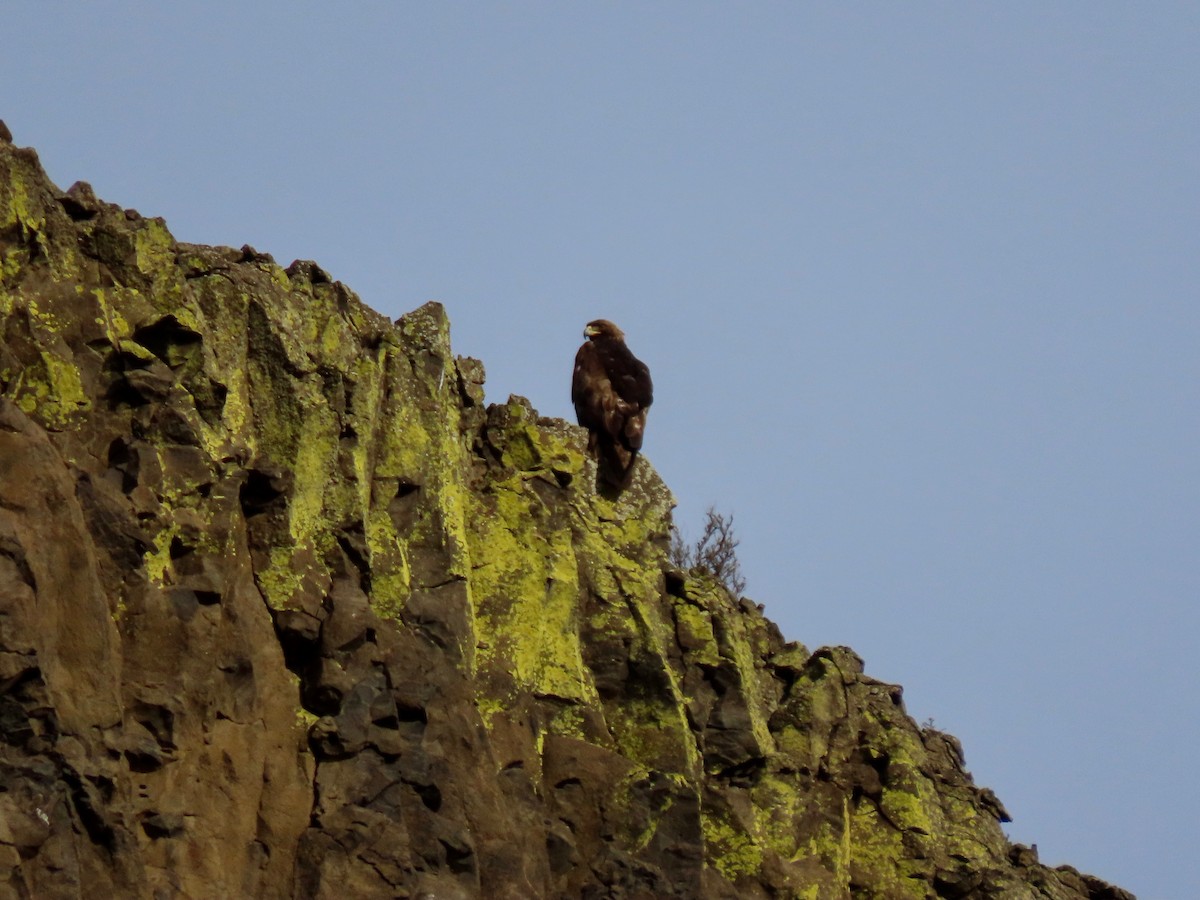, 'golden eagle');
572,319,653,489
